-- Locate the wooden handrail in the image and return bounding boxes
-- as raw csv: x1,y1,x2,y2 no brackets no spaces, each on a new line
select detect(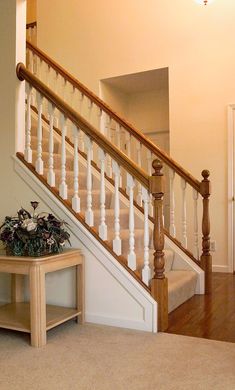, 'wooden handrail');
17,63,149,190
26,22,37,29
26,41,201,192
